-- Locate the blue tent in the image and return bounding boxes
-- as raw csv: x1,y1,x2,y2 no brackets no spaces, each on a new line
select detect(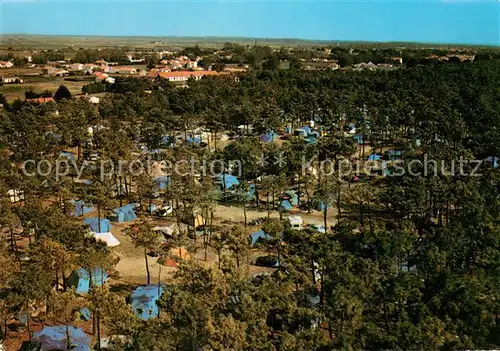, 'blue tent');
71,200,94,217
159,135,173,148
284,190,298,206
186,137,201,144
250,230,272,247
260,131,277,143
294,128,308,137
304,136,317,145
485,156,499,168
67,267,108,295
79,307,91,321
279,200,293,212
32,326,90,351
148,203,157,214
111,204,137,223
302,126,312,134
247,184,256,201
353,134,364,144
154,176,171,190
59,151,76,161
310,131,320,138
131,285,164,321
84,217,111,233
367,154,383,161
216,174,240,190
387,149,403,160
316,200,331,212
